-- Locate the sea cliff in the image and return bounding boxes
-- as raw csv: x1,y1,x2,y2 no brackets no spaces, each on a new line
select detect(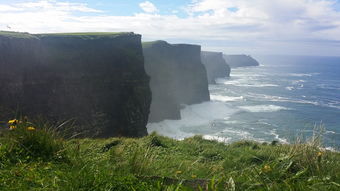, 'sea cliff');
201,51,231,84
223,54,259,68
0,31,151,137
143,41,210,122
